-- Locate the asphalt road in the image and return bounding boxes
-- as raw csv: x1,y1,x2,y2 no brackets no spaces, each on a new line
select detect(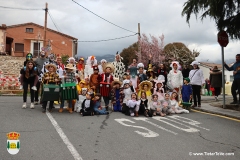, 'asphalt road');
0,96,240,160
